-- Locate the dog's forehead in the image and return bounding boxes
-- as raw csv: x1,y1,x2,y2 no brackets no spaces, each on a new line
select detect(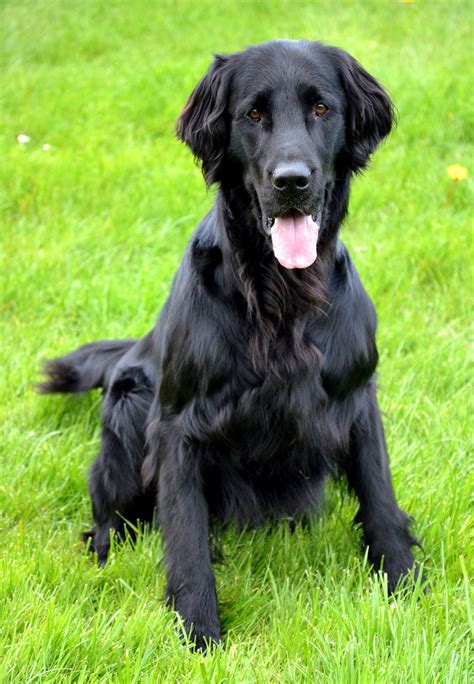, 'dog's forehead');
229,41,340,96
